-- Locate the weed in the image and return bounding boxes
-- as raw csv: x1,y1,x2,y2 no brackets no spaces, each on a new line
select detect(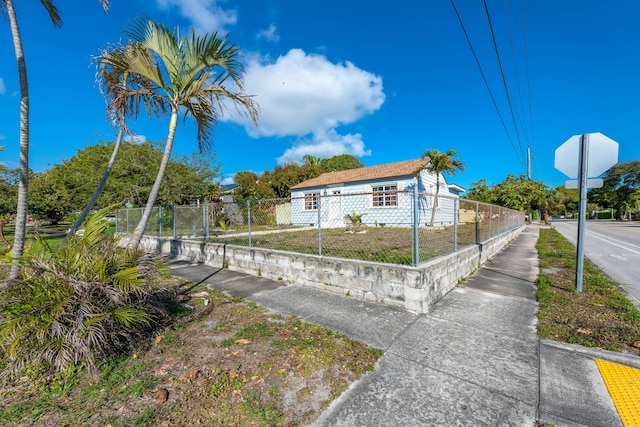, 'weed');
536,228,640,353
235,321,274,341
220,338,235,347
